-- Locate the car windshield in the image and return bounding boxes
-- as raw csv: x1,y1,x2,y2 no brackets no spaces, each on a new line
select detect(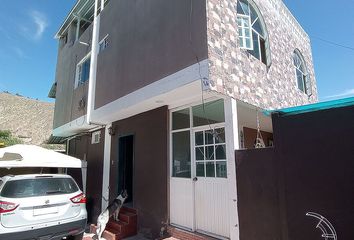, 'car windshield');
0,177,79,198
